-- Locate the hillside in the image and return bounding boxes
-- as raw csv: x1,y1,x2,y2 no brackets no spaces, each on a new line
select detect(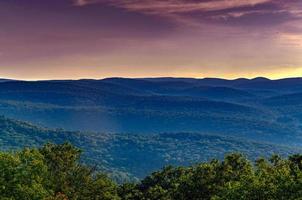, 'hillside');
0,78,302,146
0,116,300,179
